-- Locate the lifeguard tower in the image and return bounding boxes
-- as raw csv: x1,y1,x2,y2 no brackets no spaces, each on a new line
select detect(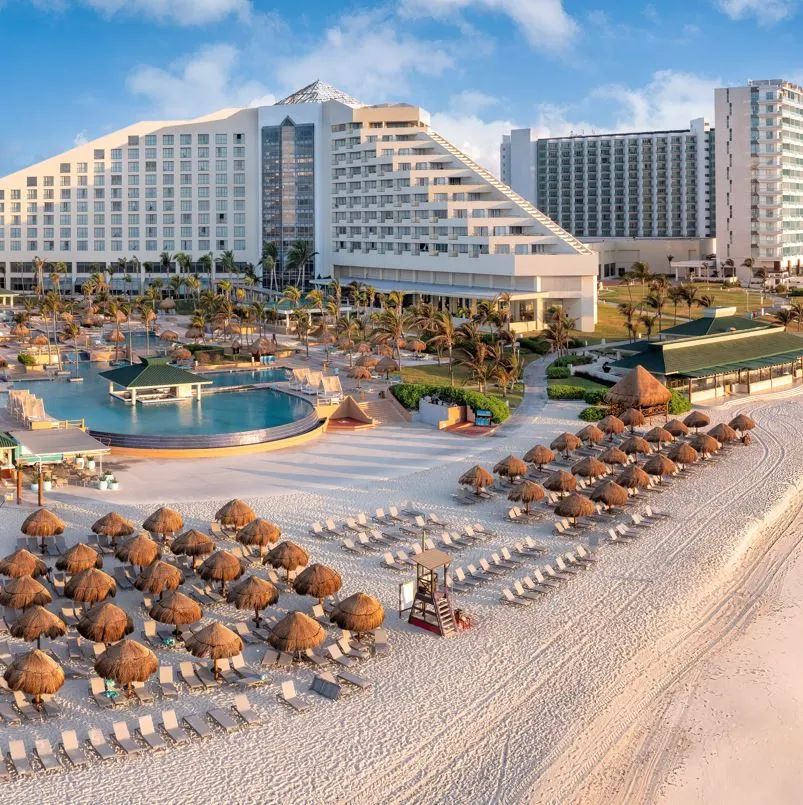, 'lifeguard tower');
408,549,457,637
